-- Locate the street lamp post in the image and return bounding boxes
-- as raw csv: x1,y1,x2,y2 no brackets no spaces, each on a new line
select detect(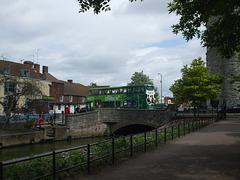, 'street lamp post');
158,73,162,104
37,49,41,64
